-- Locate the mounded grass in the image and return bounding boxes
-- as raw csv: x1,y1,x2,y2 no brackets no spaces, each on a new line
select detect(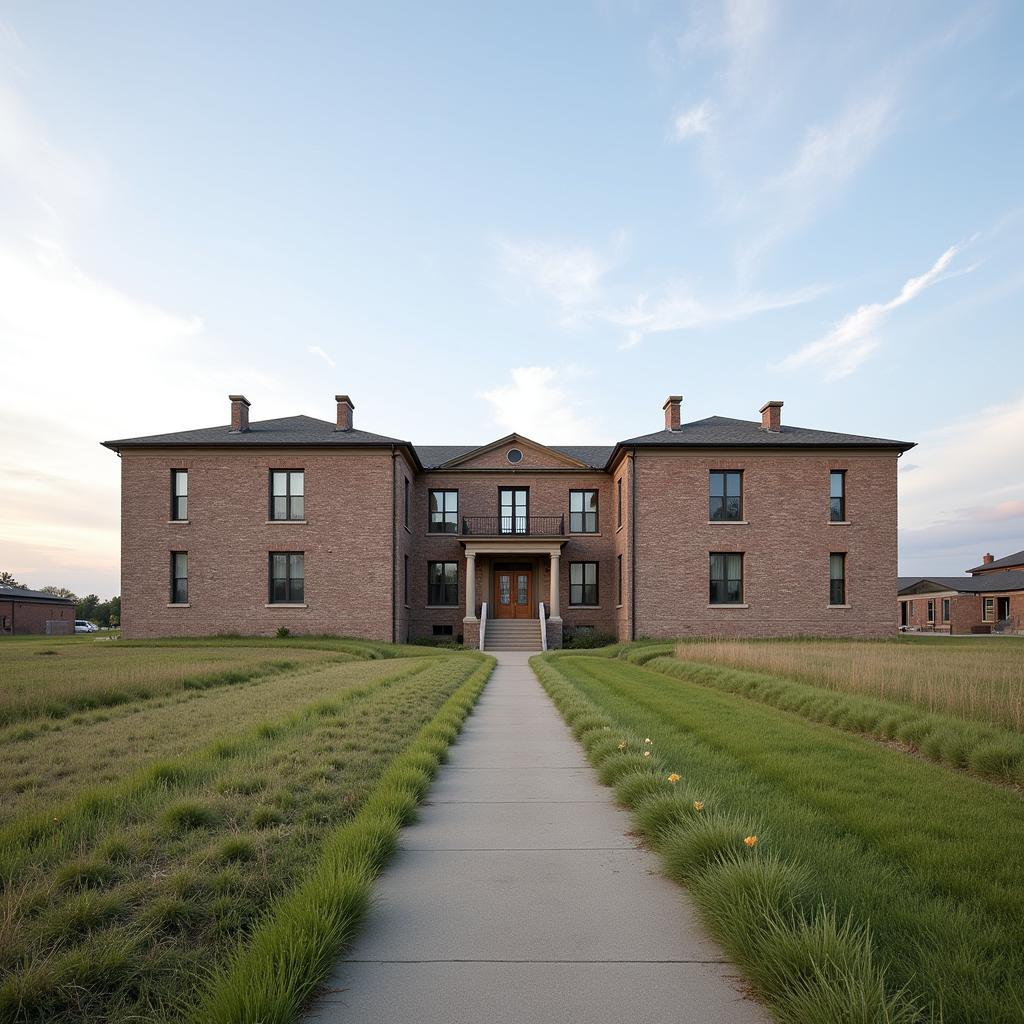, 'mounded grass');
646,655,1024,786
0,646,493,1024
675,636,1024,731
531,652,1024,1024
